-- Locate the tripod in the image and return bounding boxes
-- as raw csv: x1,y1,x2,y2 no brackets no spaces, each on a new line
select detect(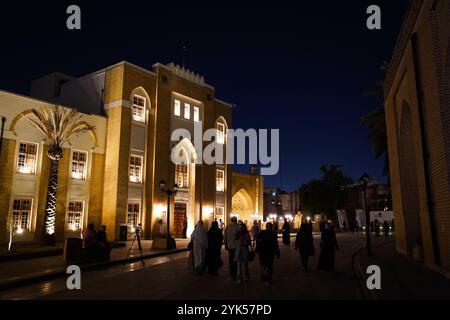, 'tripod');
126,224,145,266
